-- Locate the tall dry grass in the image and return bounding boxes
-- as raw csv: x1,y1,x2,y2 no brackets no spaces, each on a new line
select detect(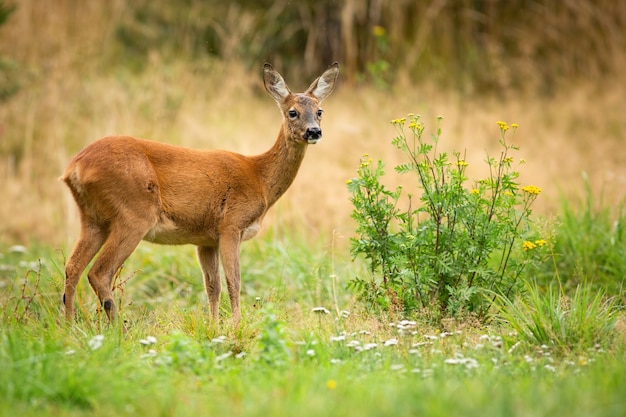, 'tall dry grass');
1,1,625,249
